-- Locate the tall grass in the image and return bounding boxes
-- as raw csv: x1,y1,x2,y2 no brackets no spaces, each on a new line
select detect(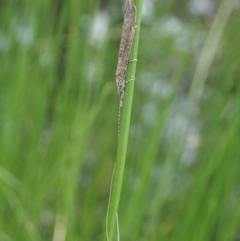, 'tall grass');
0,0,240,241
